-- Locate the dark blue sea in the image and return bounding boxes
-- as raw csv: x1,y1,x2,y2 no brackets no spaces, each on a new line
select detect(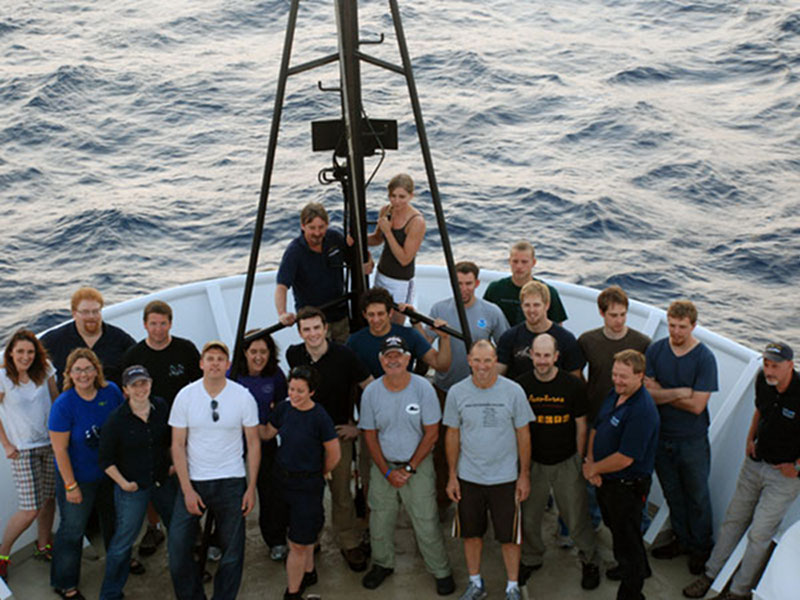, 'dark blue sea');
2,0,799,349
